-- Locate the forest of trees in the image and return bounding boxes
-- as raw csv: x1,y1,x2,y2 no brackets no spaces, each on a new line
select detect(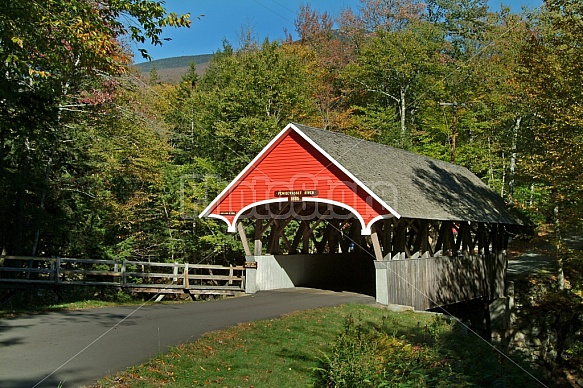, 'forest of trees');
1,0,581,266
